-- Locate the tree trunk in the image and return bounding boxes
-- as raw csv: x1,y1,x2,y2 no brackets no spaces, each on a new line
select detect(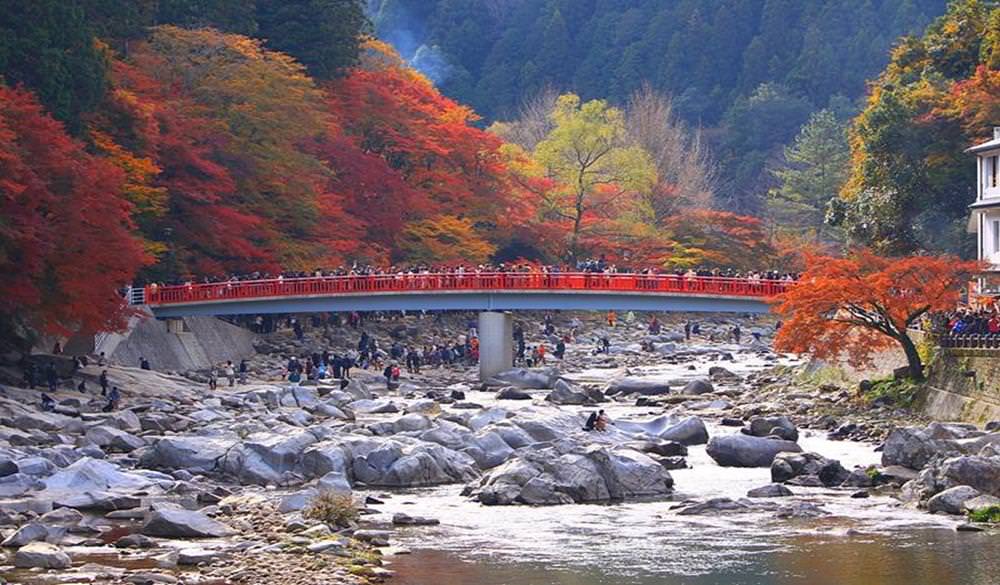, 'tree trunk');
896,333,924,381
